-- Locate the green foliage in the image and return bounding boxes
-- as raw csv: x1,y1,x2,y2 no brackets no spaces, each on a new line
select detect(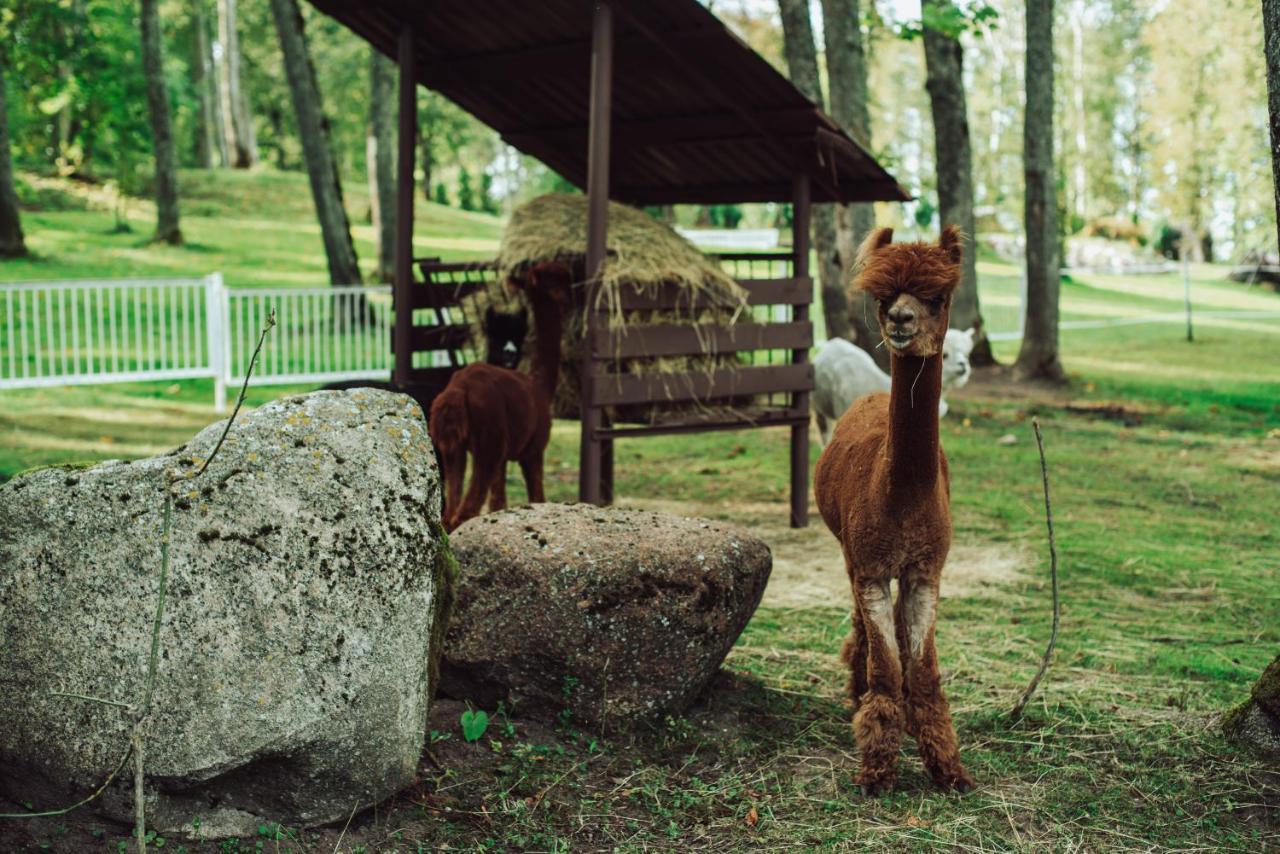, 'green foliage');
707,204,744,229
460,707,490,743
898,0,999,41
457,169,476,211
913,198,936,229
